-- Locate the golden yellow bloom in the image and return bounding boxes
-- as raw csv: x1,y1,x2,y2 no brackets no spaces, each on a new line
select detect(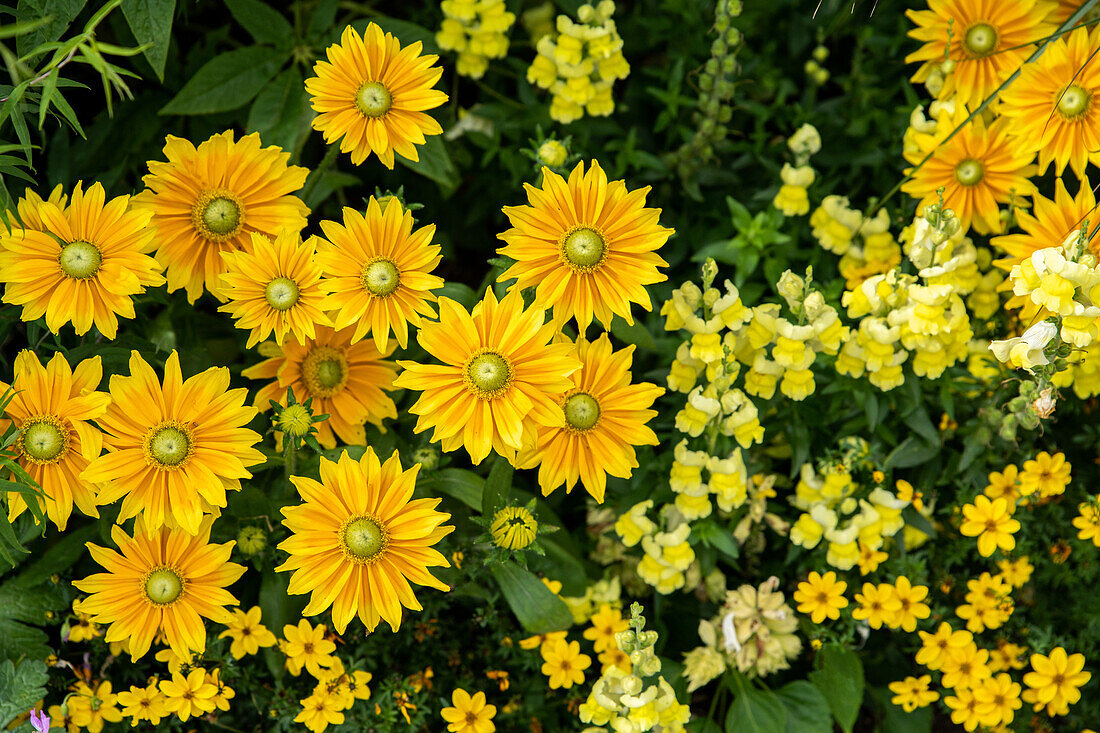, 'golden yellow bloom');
516,333,661,502
277,448,454,633
441,688,497,733
973,673,1021,728
1023,647,1091,716
74,516,244,660
490,506,538,550
905,0,1056,109
583,604,628,653
852,582,901,630
0,182,163,338
793,571,849,624
68,680,123,732
244,325,398,448
1073,498,1100,546
317,197,443,351
306,23,448,168
117,682,169,726
134,130,309,302
540,638,590,689
218,606,278,659
994,178,1097,272
960,495,1020,556
888,675,938,712
395,288,580,465
885,576,931,632
497,160,672,330
1000,26,1100,176
1018,450,1071,497
217,230,331,348
281,619,337,677
159,669,218,722
4,183,66,231
0,351,109,530
902,108,1036,235
83,350,264,535
296,689,345,732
